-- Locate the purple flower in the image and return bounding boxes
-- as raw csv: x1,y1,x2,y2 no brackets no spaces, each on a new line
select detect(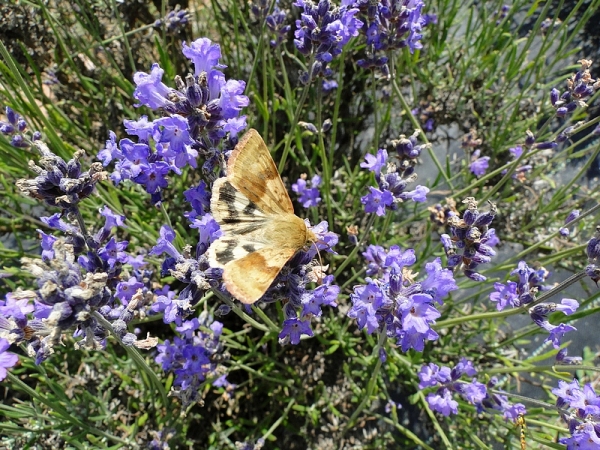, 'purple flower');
0,338,19,381
127,254,147,270
401,185,429,202
361,149,387,176
263,4,291,47
469,149,490,177
115,277,144,303
279,318,314,344
348,303,379,335
184,181,211,218
180,345,210,374
565,209,580,224
155,313,228,406
117,138,151,178
292,174,322,208
459,380,487,404
560,210,580,237
150,288,176,313
133,63,174,109
123,115,156,142
98,131,121,166
100,205,126,230
421,258,458,304
551,379,600,447
569,384,600,415
361,186,393,216
300,275,339,317
155,115,195,165
556,298,579,315
16,142,107,211
293,1,363,83
38,230,57,261
363,245,386,276
555,348,582,365
190,213,222,255
135,162,171,194
219,79,249,120
550,59,598,118
545,323,576,349
420,360,527,420
502,403,526,422
150,225,182,259
397,327,438,352
510,146,523,158
0,293,33,323
101,37,249,199
349,245,457,353
427,389,458,416
182,38,225,76
400,294,440,333
98,237,129,269
440,198,497,281
560,423,600,448
308,220,338,254
418,363,441,388
454,357,478,377
552,379,581,405
361,132,429,215
322,79,338,91
352,0,428,56
489,281,519,310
